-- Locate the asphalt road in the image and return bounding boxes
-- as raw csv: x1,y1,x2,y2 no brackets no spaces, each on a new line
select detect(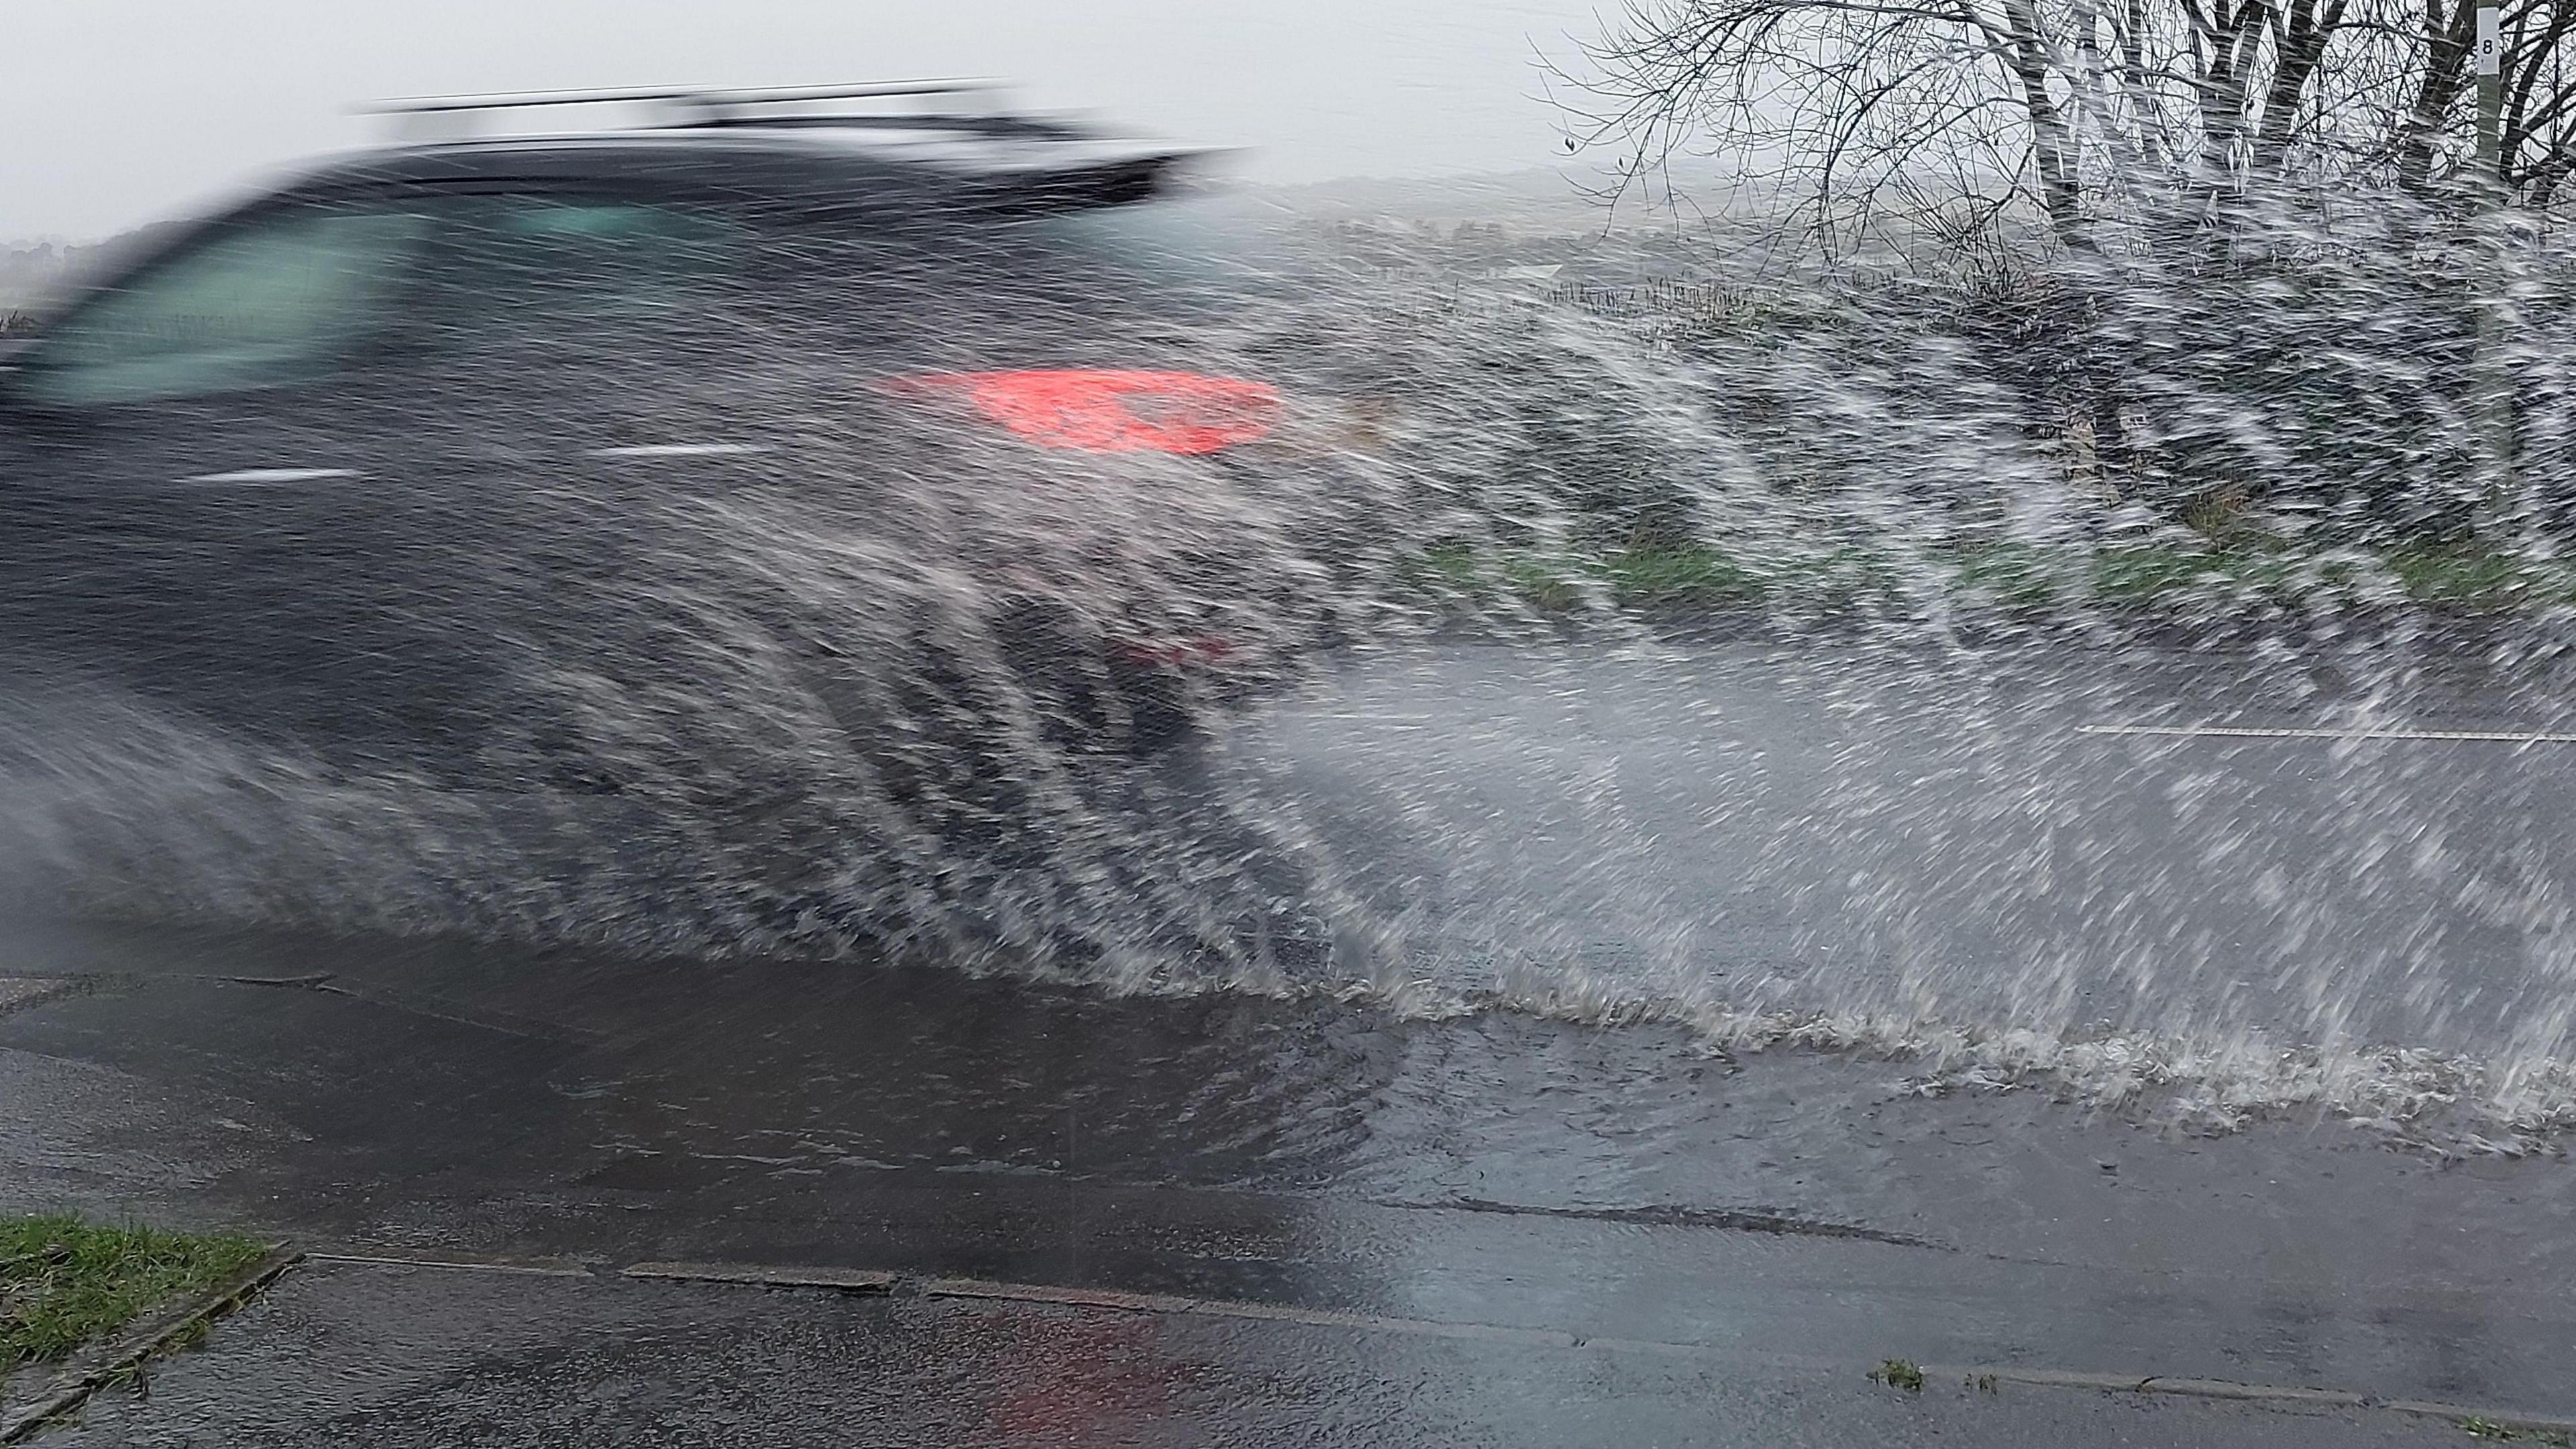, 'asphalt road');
2,920,2573,1429
31,1258,2489,1448
3,631,2575,1438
